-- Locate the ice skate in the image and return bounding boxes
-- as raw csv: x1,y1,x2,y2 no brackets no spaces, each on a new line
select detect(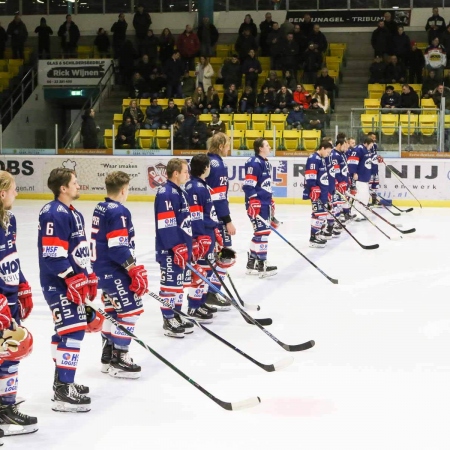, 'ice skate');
108,349,141,379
